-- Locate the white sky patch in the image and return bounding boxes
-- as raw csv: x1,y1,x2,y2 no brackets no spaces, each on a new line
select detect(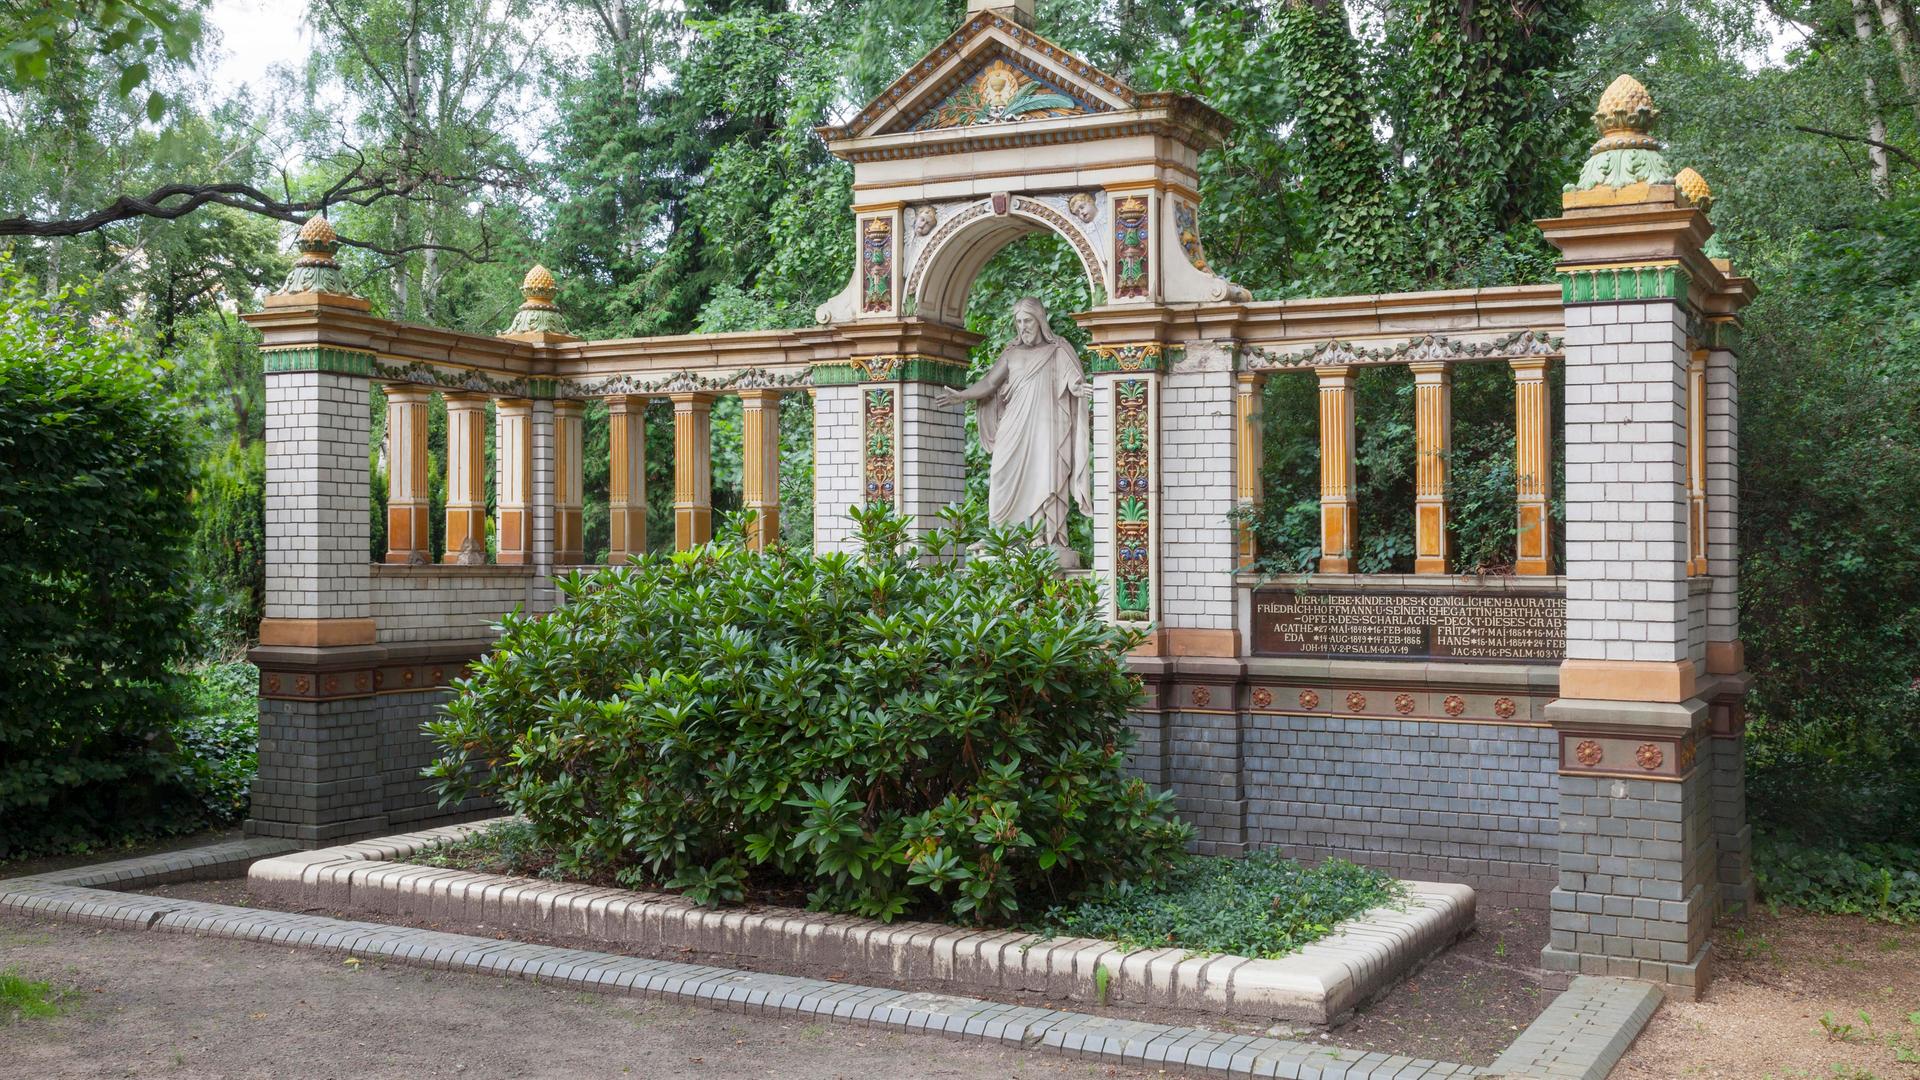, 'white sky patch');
205,0,314,95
